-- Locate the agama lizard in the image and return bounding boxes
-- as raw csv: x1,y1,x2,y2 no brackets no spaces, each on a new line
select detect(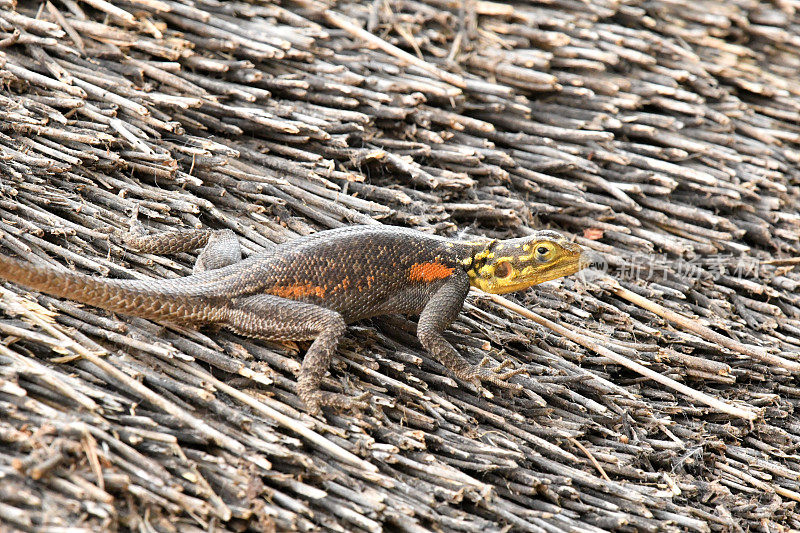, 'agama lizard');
0,224,587,414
